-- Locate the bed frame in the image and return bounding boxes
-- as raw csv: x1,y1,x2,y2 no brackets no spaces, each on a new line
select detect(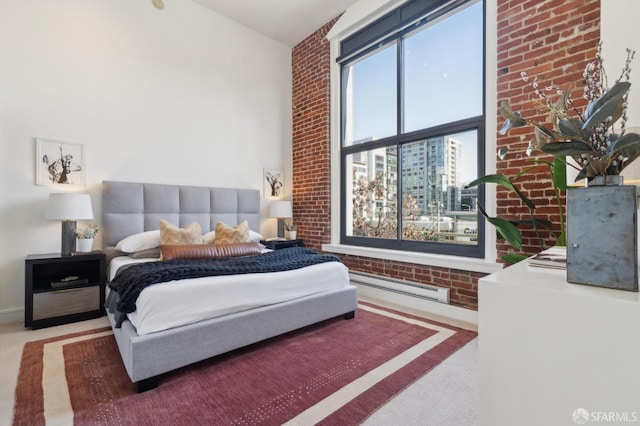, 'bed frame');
102,181,358,392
